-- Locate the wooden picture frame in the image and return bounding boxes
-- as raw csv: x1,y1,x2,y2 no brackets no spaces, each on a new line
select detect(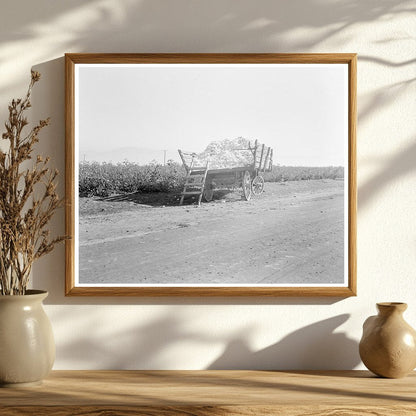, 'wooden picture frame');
65,53,356,296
